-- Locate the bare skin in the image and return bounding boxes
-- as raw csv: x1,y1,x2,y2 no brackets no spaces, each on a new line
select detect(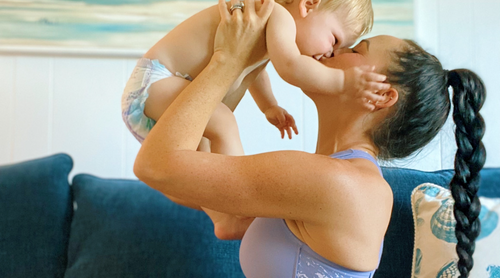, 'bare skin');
141,4,291,239
136,0,391,240
135,0,404,270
